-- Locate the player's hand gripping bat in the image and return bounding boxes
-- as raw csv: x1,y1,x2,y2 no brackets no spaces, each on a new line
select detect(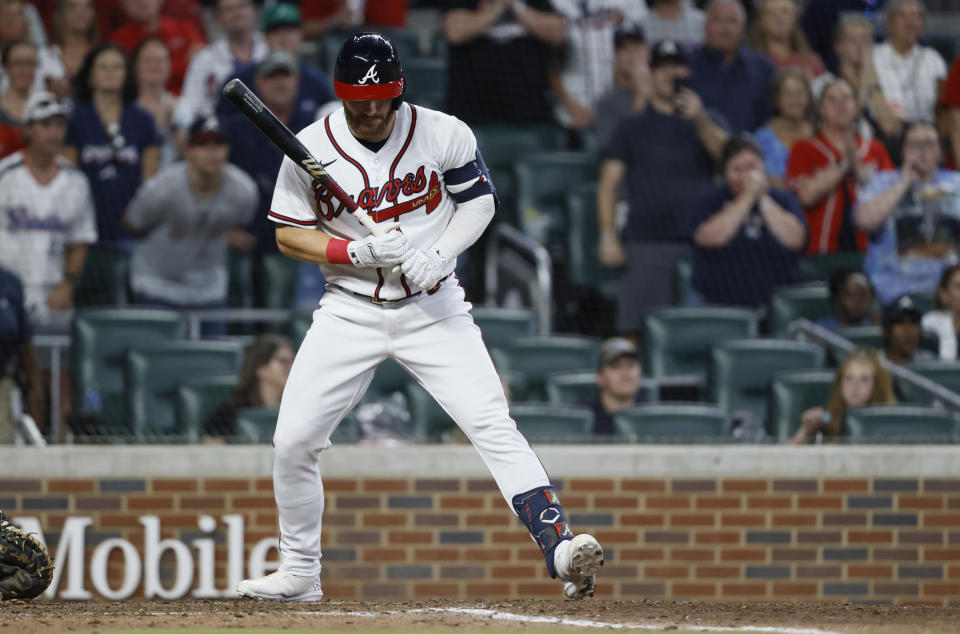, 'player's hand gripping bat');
222,78,386,238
